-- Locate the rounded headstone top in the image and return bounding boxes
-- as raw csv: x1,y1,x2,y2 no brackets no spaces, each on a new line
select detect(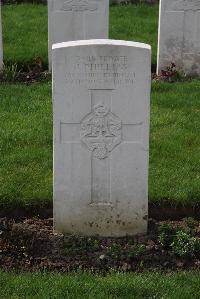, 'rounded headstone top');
52,39,151,50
